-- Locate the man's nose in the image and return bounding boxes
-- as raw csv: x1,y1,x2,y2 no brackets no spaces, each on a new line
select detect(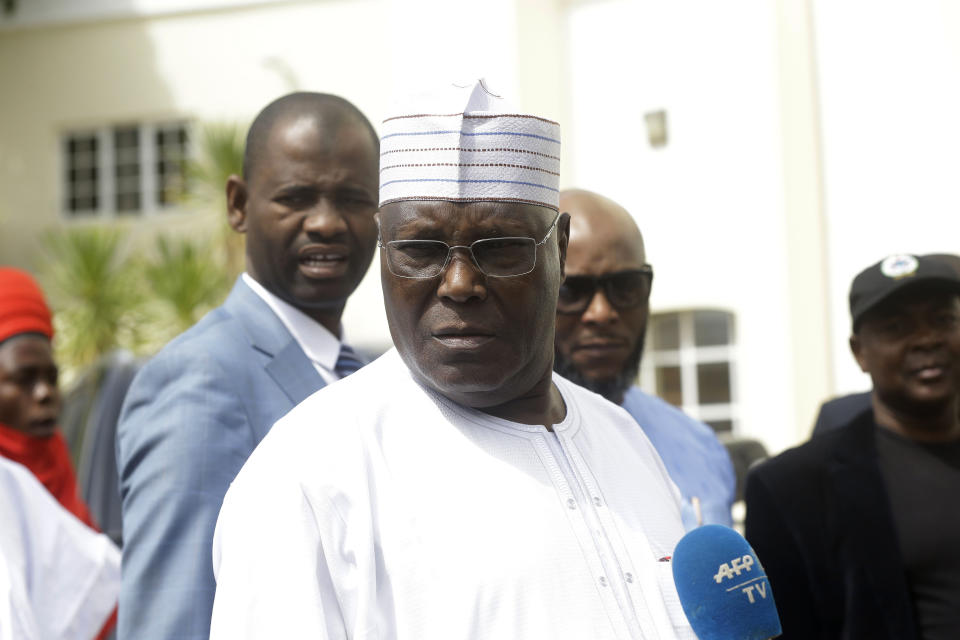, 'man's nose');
33,379,58,405
913,318,948,349
581,290,619,325
303,199,349,237
437,249,487,303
